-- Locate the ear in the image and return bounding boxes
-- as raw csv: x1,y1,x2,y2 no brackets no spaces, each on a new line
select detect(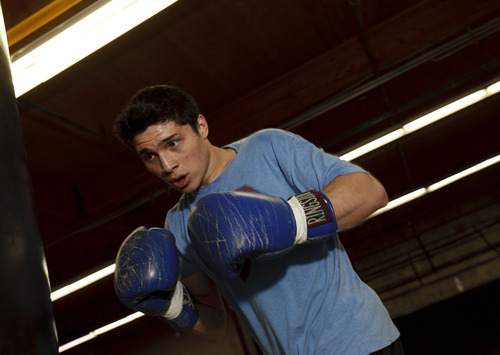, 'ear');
197,115,209,138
